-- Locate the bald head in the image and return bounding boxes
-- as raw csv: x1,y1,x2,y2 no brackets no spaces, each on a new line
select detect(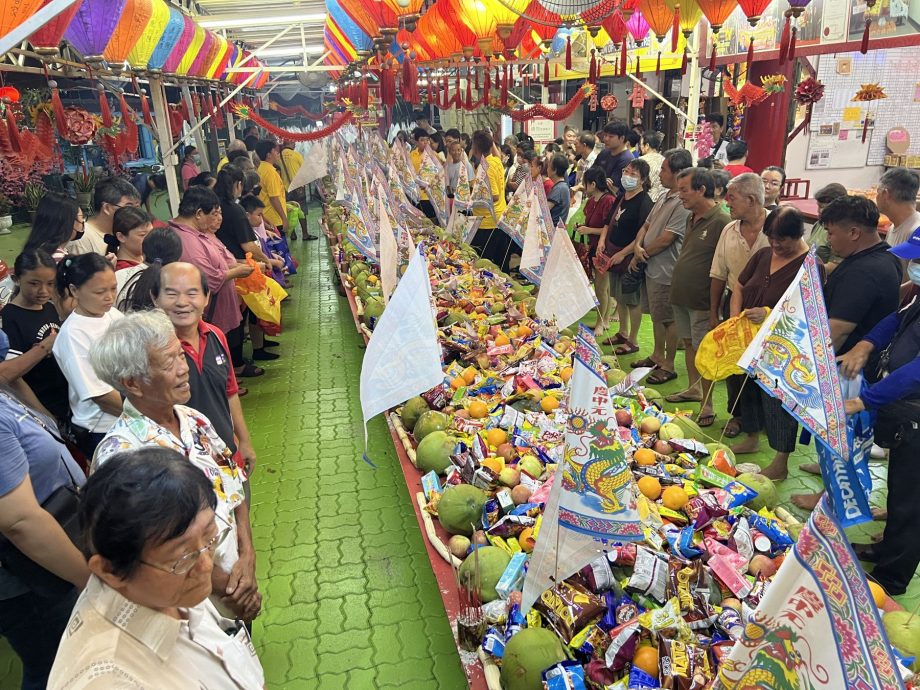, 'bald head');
227,139,247,154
